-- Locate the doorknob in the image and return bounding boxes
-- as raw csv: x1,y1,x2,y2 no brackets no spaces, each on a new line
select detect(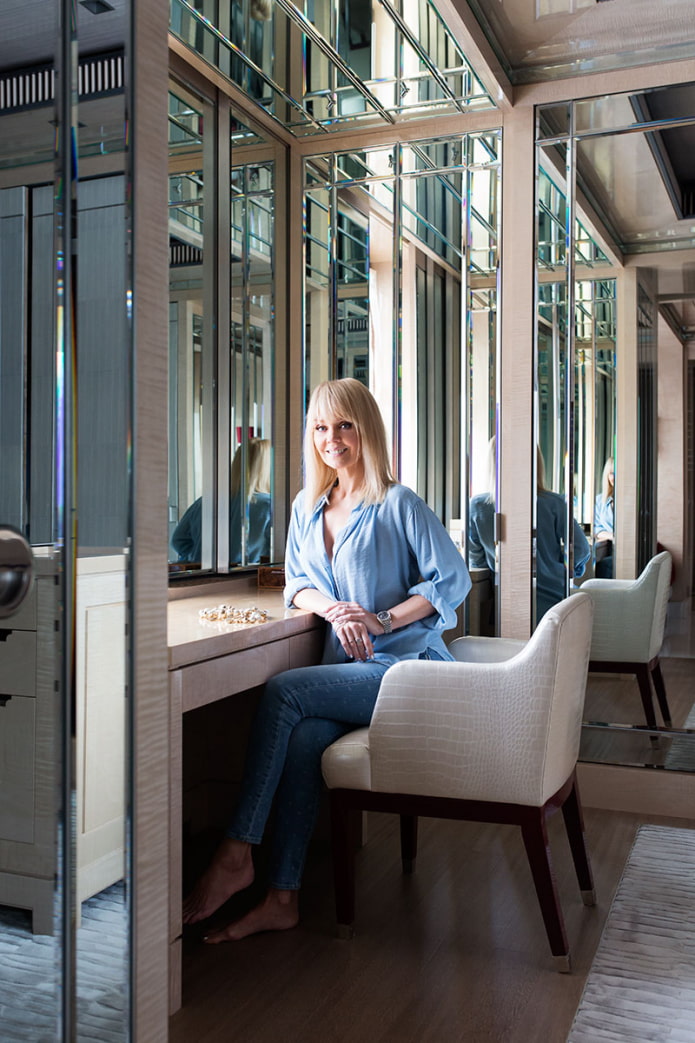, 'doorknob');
0,526,34,619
